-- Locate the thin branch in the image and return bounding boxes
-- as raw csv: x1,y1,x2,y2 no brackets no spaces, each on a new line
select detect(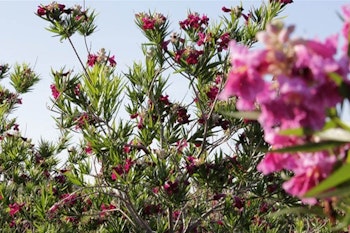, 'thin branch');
67,37,91,82
184,201,225,233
